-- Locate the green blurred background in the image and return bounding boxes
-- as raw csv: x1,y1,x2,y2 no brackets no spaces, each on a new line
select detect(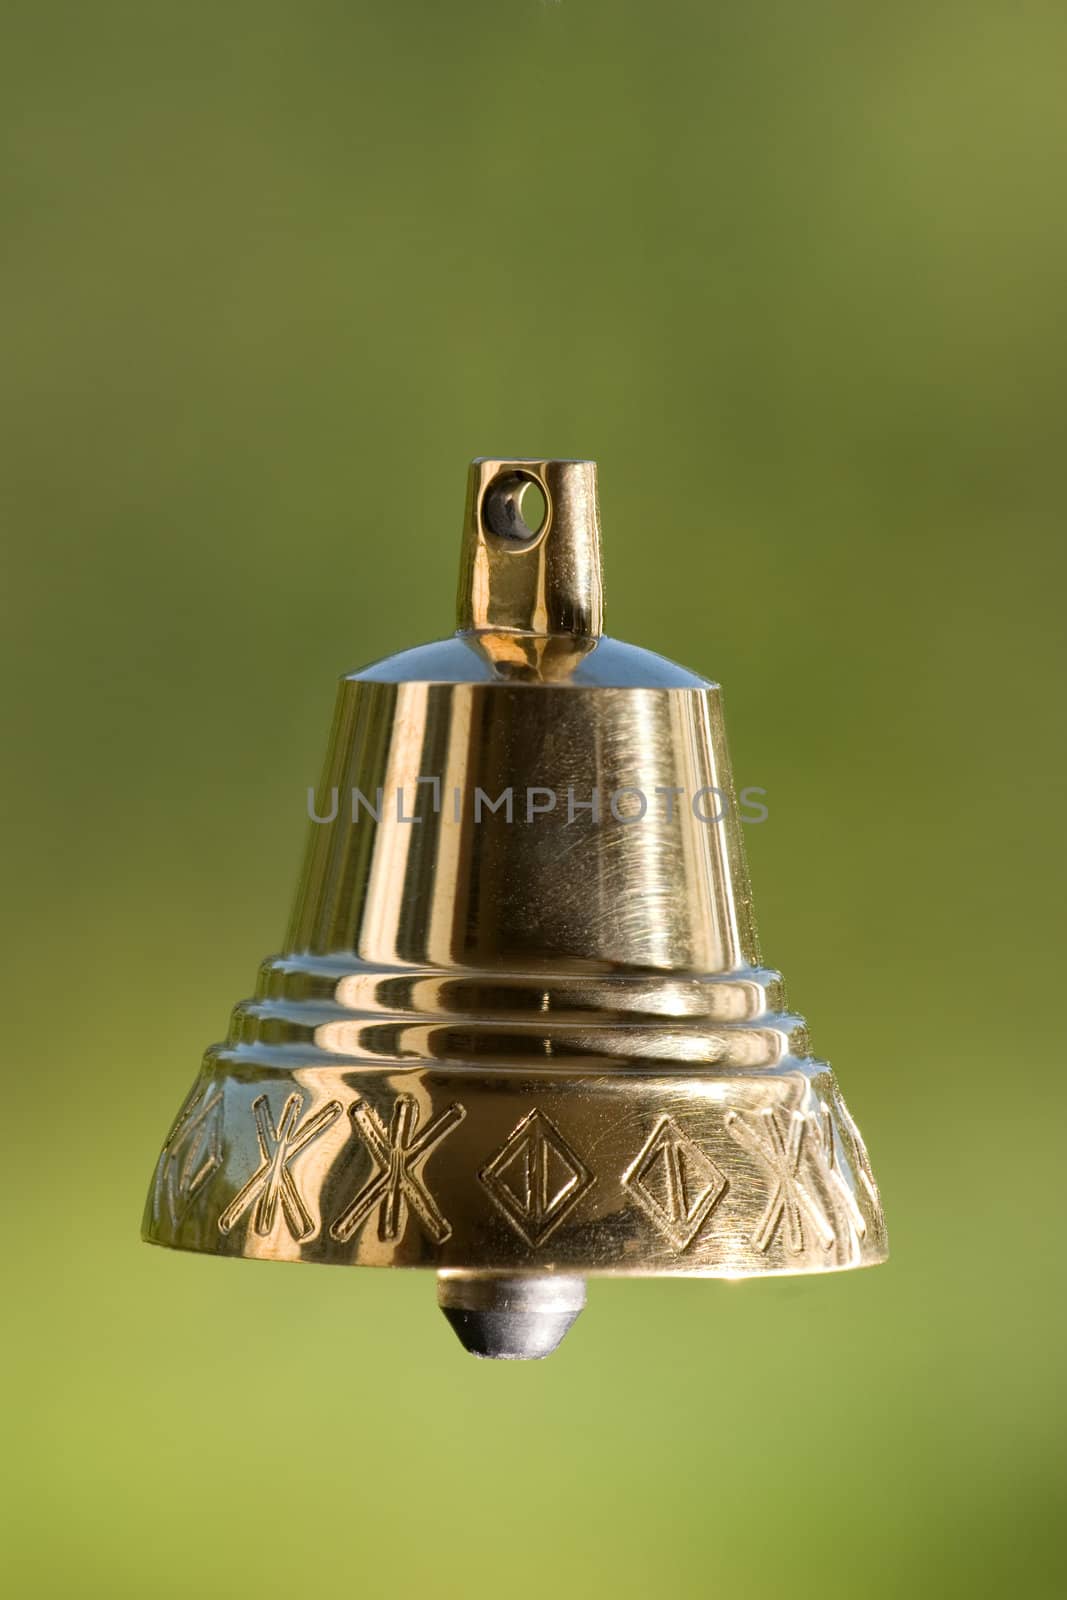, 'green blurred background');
4,2,1065,1595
